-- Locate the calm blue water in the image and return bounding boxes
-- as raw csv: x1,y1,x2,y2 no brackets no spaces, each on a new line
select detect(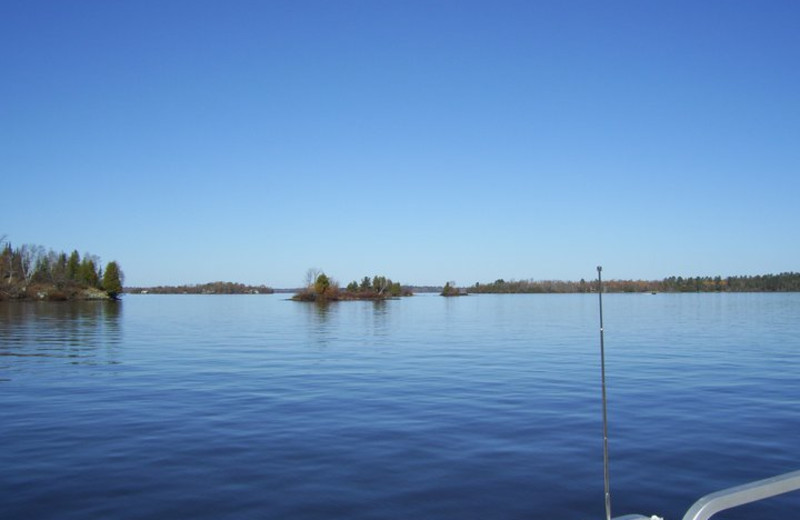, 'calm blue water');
1,293,799,519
